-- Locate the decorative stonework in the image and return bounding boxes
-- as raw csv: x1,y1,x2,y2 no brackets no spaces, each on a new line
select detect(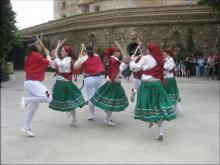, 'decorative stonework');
54,0,194,19
19,5,220,54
